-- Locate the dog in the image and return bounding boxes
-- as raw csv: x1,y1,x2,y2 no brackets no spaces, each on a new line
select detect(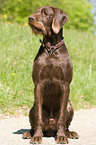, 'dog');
23,6,79,144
